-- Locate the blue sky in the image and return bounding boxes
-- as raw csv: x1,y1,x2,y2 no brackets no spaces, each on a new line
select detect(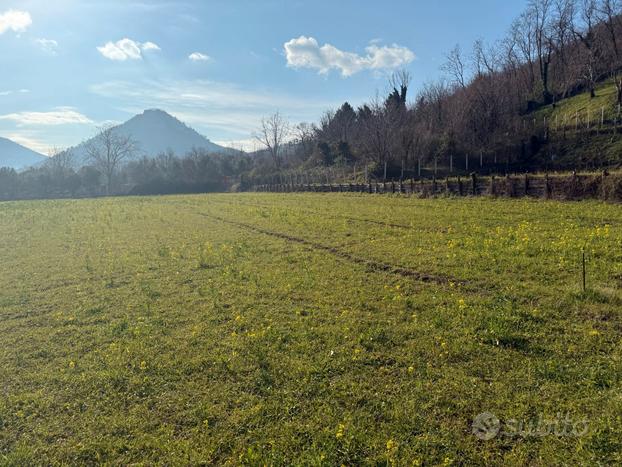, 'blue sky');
0,0,527,153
